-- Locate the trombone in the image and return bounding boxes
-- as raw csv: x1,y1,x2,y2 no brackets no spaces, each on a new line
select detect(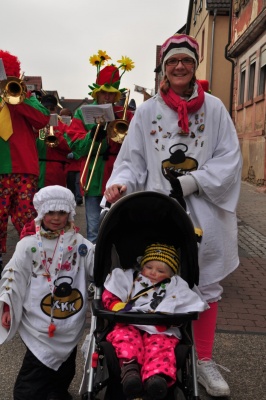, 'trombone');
80,90,131,193
80,122,107,192
107,89,130,144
